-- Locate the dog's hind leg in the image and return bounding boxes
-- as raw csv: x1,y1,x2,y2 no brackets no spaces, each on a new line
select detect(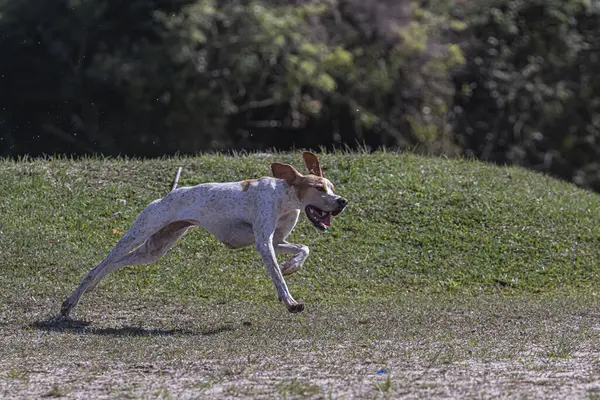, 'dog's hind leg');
87,220,193,291
60,214,192,318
